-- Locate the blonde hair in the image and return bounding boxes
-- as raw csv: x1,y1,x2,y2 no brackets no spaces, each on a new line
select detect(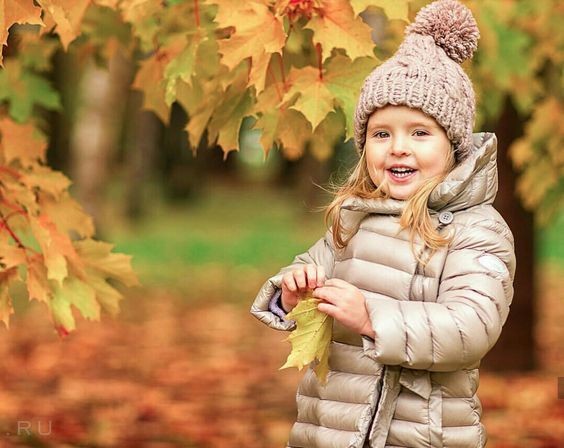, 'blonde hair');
323,145,457,268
